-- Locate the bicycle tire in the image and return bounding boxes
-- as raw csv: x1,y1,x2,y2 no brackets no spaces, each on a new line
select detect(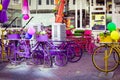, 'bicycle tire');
31,50,44,65
44,55,52,67
86,42,96,54
9,52,23,64
113,47,120,64
54,52,68,67
67,42,82,63
92,45,119,72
